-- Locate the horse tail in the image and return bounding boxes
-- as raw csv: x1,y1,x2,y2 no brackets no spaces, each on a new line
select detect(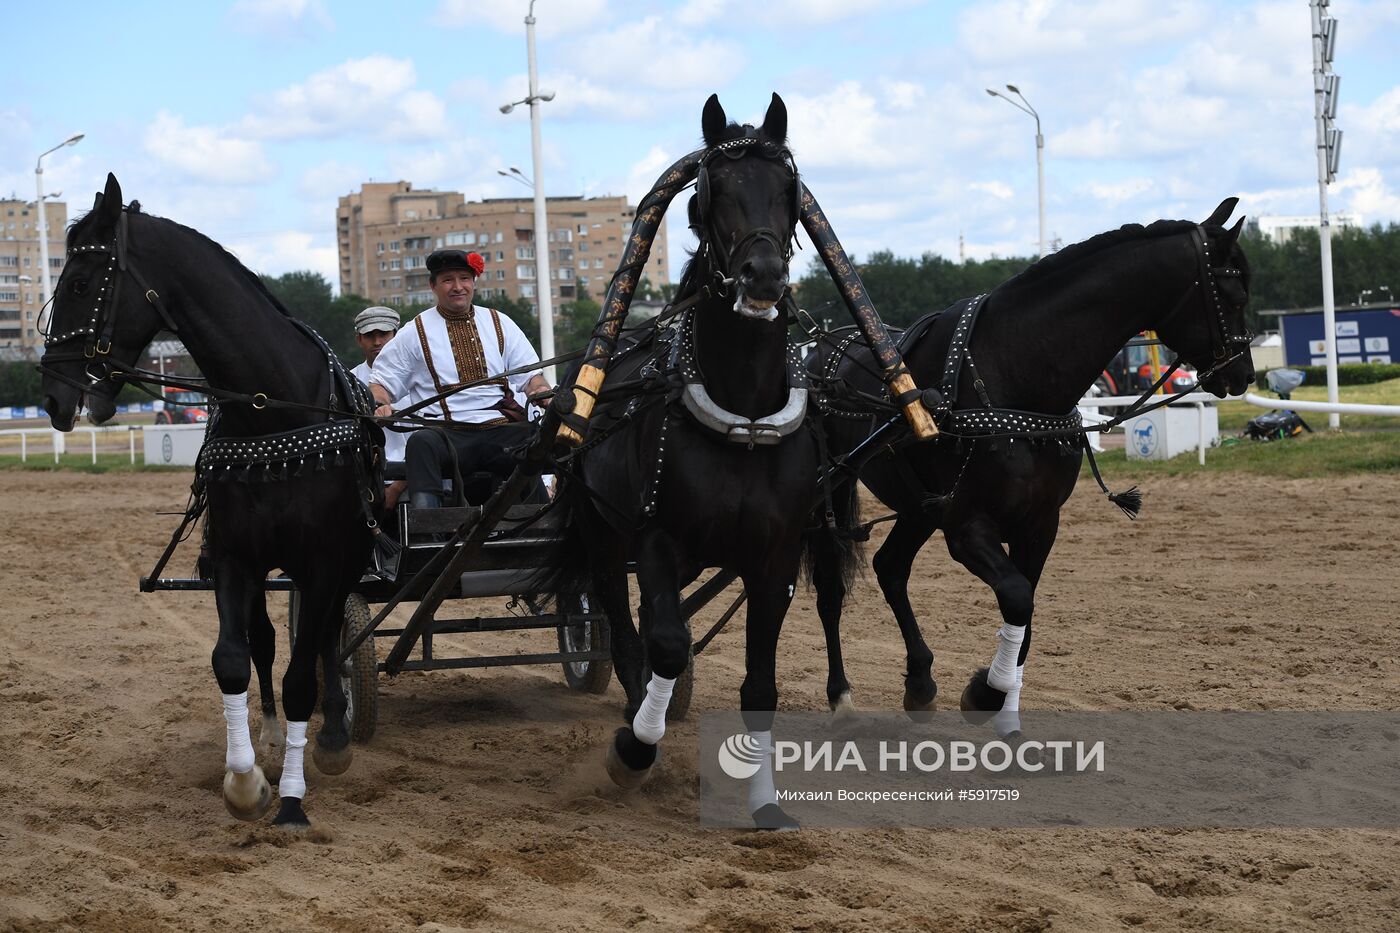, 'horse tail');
527,473,595,605
800,477,865,592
